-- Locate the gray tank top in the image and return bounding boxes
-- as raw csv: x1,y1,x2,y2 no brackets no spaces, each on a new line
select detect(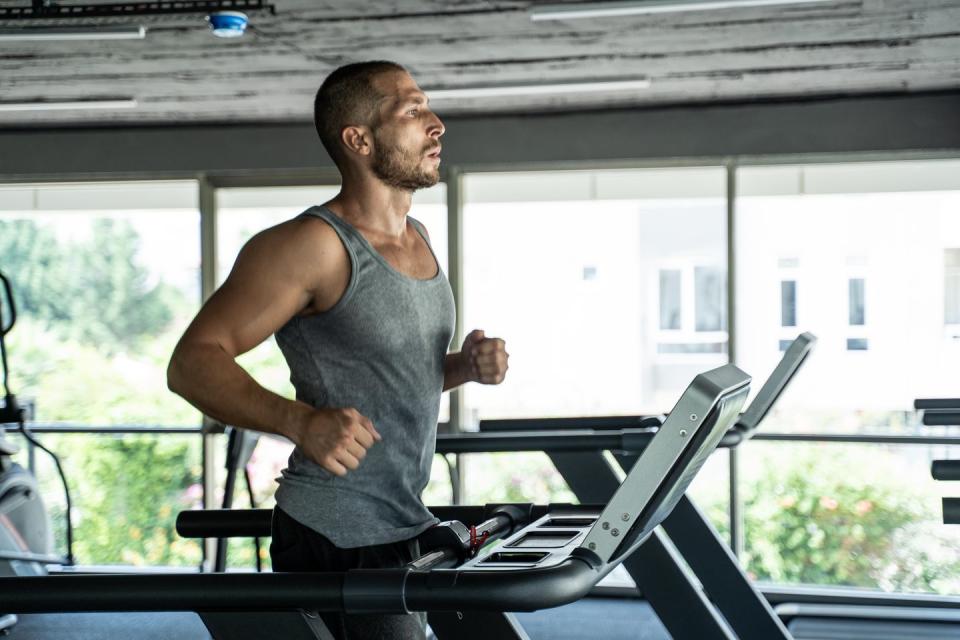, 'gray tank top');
274,206,455,548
